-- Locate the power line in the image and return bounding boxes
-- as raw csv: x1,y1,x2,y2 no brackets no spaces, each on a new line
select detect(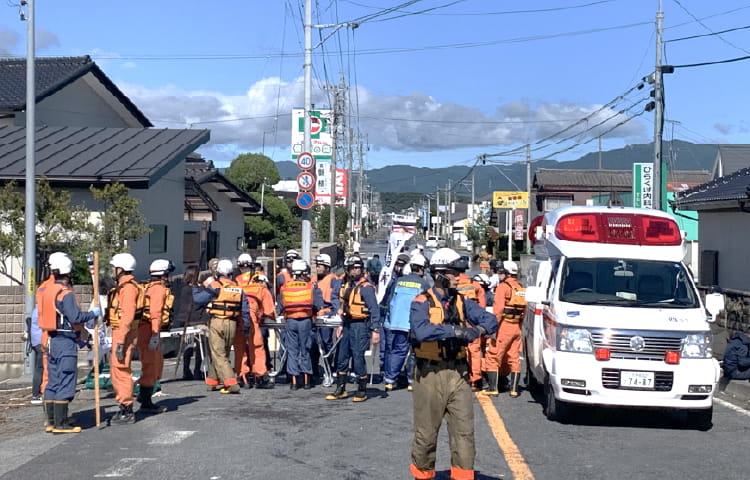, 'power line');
673,54,750,68
670,0,750,55
343,0,615,16
665,24,750,43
